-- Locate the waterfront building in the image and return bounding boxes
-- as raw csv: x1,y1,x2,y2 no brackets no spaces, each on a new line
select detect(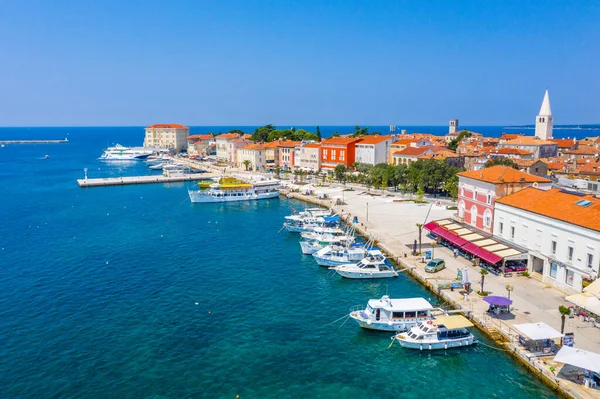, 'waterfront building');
295,143,321,172
388,138,432,163
494,188,600,293
237,143,266,171
215,133,242,163
277,140,301,170
187,134,215,157
143,124,189,152
497,136,558,158
456,166,552,233
354,135,393,165
535,90,553,140
320,137,362,170
228,138,252,165
391,146,434,165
